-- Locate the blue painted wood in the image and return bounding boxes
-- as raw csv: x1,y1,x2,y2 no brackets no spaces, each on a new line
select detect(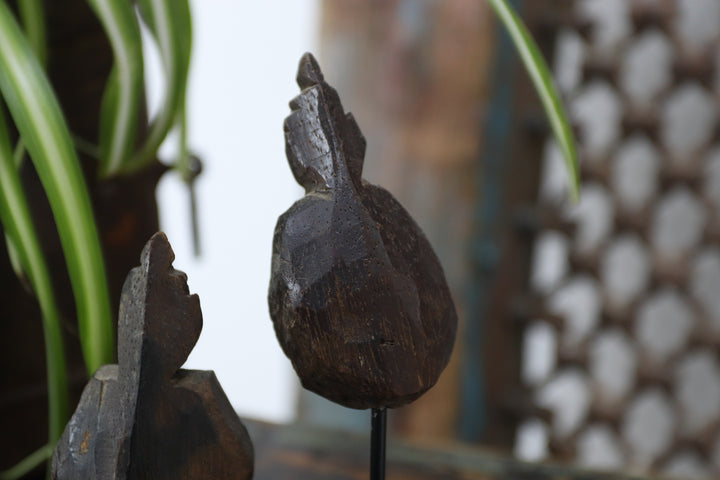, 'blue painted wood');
459,0,525,443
